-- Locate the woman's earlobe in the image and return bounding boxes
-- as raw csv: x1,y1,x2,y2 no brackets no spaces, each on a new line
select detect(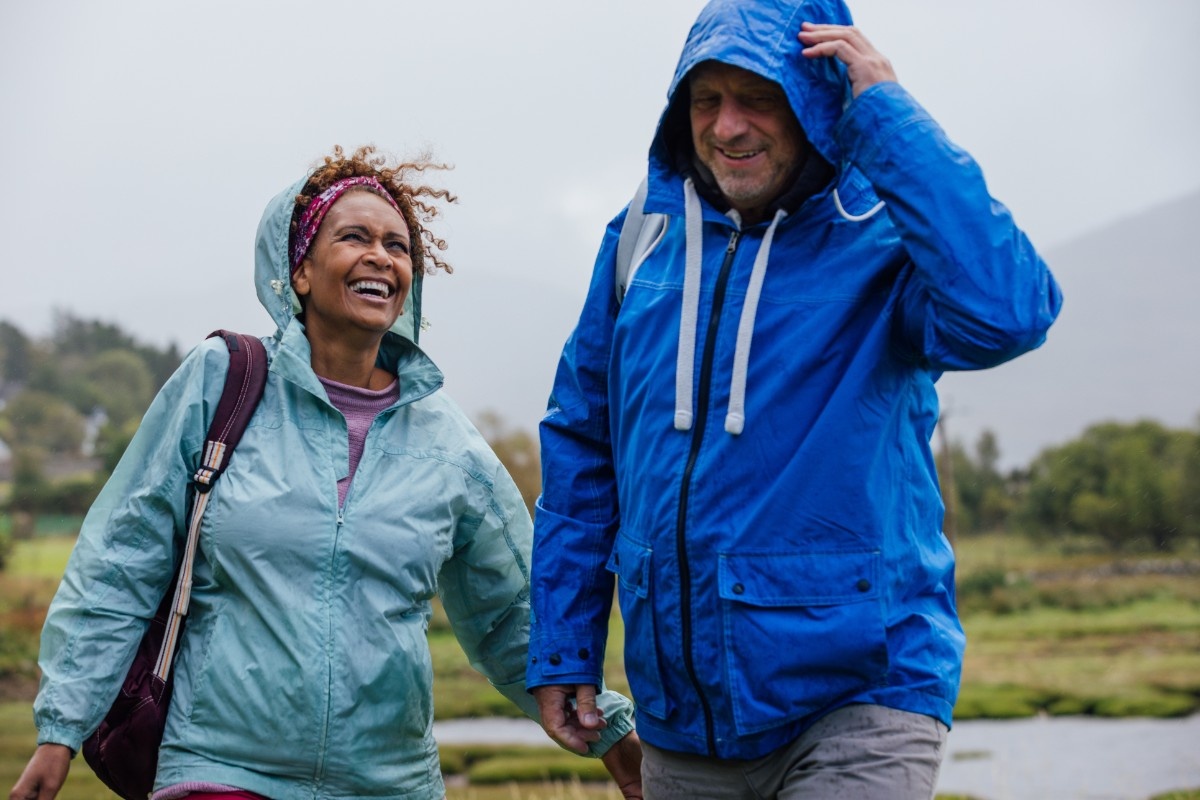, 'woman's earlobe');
291,265,310,297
